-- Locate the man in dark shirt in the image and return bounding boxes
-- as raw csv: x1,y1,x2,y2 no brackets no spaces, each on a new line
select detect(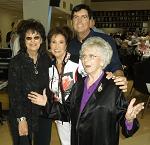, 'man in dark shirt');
69,30,122,72
68,4,127,91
